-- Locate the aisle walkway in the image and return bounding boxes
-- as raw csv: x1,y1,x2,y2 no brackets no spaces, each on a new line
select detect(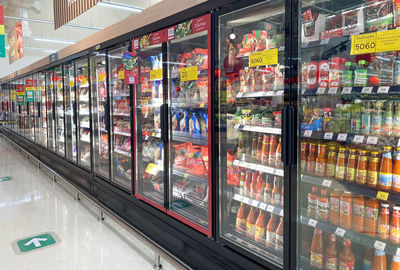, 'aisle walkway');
0,138,178,270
